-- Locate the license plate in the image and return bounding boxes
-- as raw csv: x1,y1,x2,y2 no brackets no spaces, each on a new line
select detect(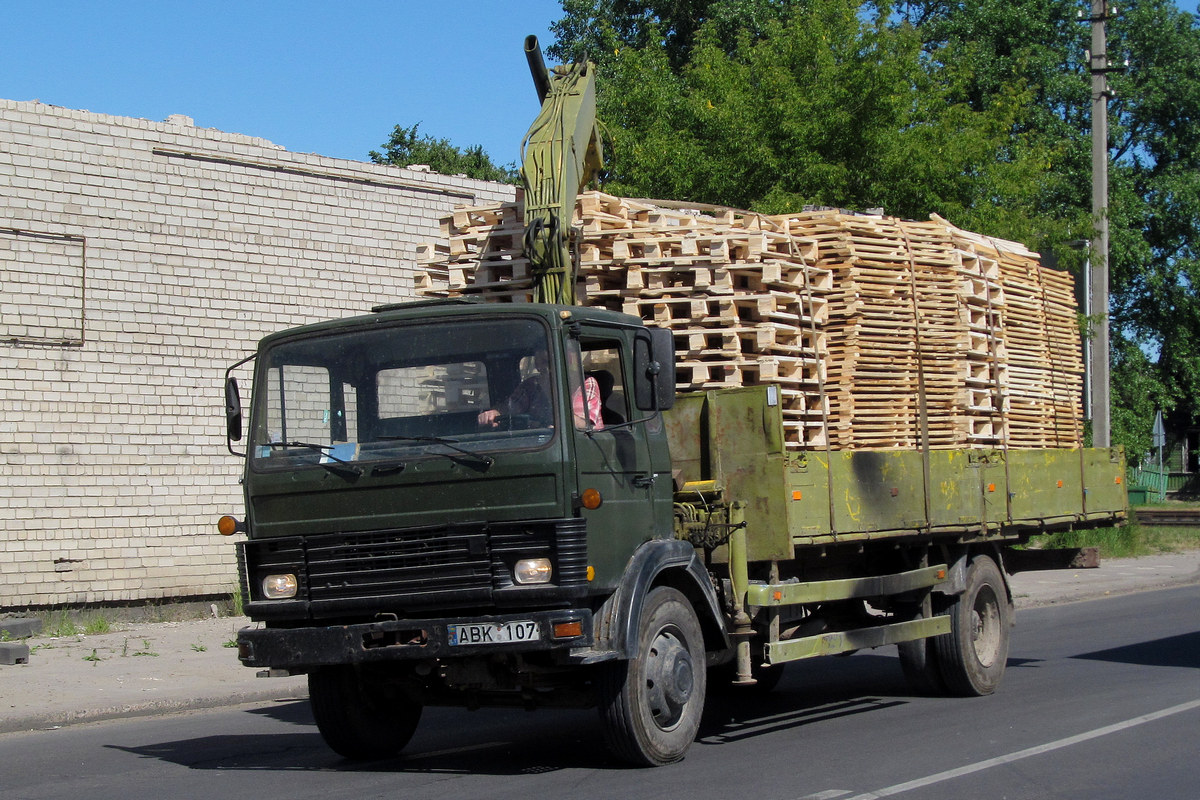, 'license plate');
448,620,539,646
